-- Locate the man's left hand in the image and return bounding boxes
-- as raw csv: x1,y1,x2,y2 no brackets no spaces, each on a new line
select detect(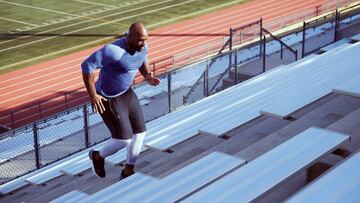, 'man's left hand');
145,73,160,86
